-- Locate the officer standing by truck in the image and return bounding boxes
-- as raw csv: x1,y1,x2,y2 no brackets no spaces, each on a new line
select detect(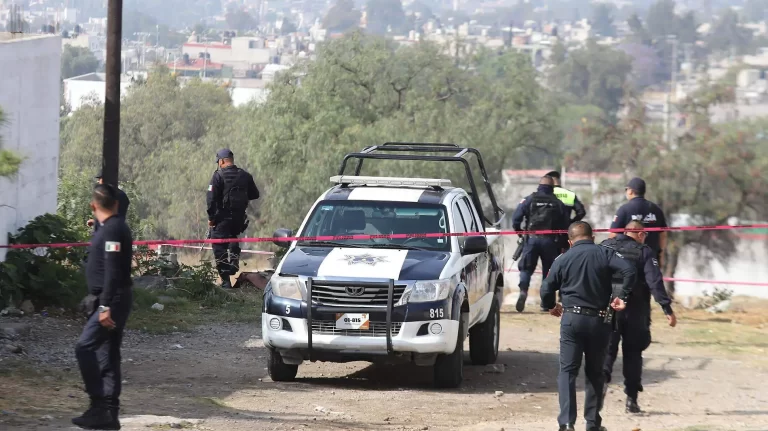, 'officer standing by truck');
206,149,260,289
73,184,133,430
609,178,668,265
512,175,570,313
600,220,677,414
541,221,636,431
